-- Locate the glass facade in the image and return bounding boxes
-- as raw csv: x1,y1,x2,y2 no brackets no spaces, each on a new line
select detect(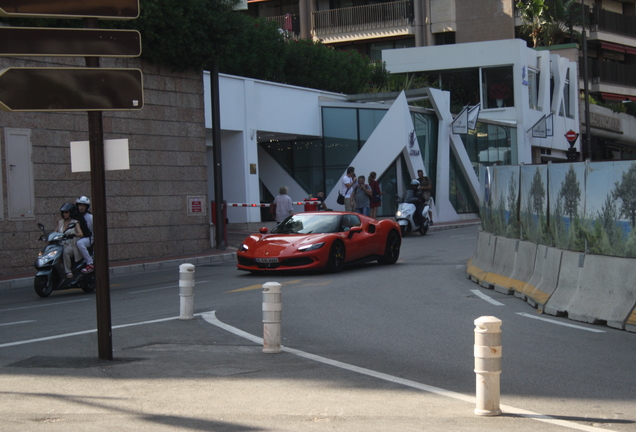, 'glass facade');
259,105,443,217
462,122,515,176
